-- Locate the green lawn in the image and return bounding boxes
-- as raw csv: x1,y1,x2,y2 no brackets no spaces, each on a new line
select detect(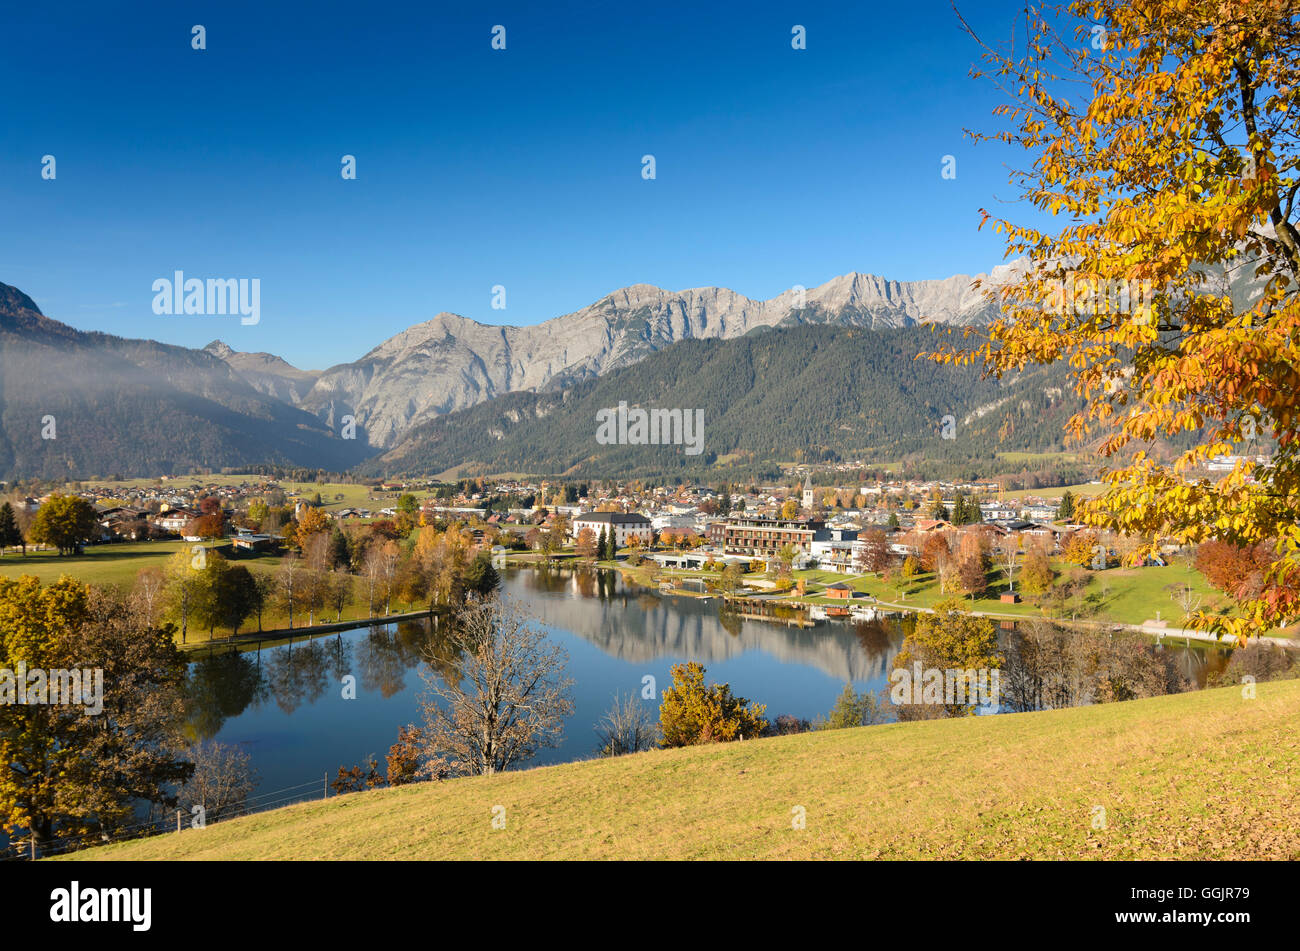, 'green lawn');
83,475,432,514
999,481,1108,501
0,539,425,648
0,539,201,588
790,558,1237,627
61,678,1300,861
